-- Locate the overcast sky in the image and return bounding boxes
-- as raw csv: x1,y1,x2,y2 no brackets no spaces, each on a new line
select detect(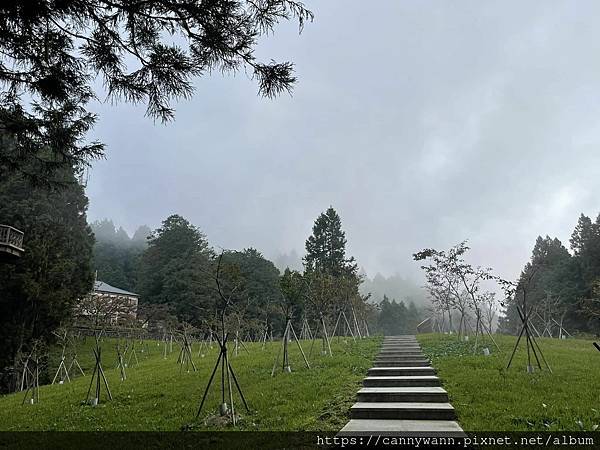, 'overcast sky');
86,1,600,282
